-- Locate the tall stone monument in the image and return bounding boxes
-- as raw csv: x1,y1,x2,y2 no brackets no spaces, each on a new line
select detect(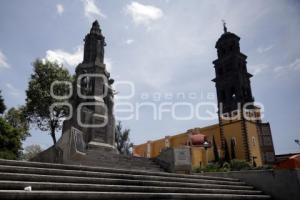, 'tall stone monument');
63,20,116,152
33,21,118,164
